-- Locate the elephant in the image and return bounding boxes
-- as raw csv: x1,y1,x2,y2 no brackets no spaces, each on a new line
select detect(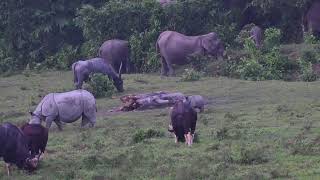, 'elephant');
157,0,175,7
303,1,320,37
29,90,97,130
156,31,225,76
98,39,130,73
72,57,124,92
250,26,263,48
